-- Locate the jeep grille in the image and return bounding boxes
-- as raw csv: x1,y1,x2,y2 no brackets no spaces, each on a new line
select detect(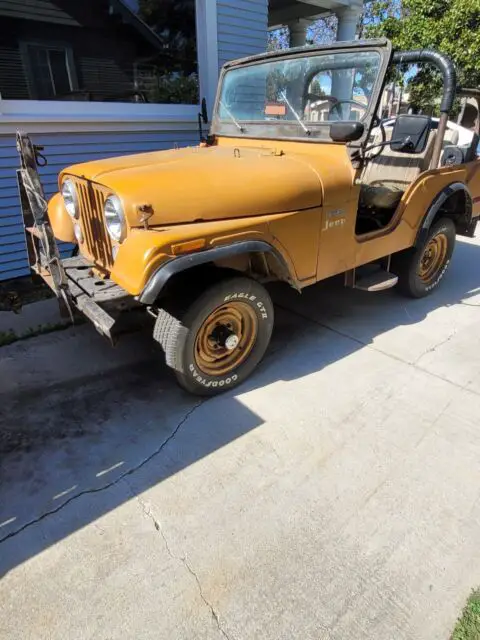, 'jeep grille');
72,178,113,271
